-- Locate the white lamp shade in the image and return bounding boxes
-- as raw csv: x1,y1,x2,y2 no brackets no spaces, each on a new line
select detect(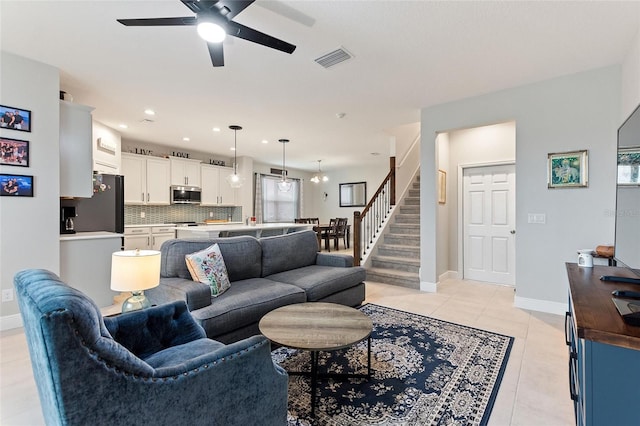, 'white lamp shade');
110,250,161,292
